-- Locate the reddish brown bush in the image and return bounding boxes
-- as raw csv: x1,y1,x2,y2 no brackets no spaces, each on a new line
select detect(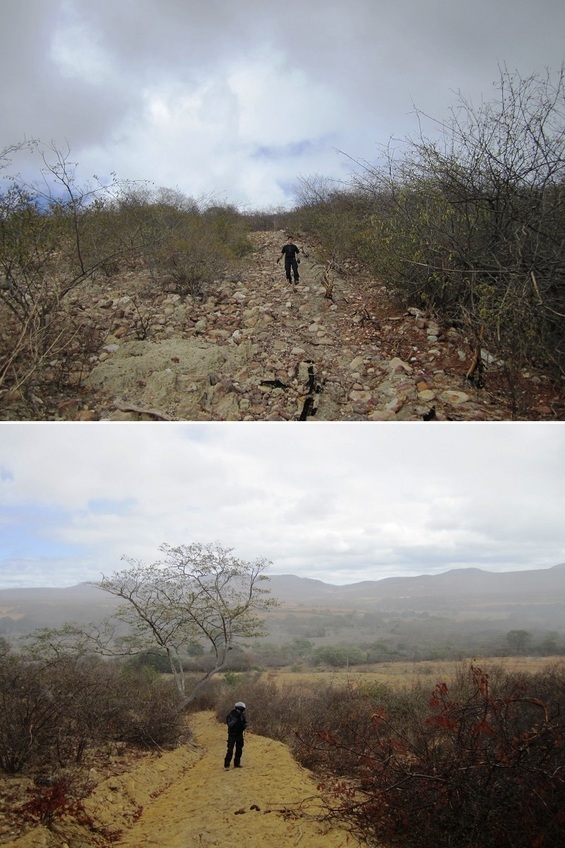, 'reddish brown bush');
298,665,565,848
19,773,95,829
